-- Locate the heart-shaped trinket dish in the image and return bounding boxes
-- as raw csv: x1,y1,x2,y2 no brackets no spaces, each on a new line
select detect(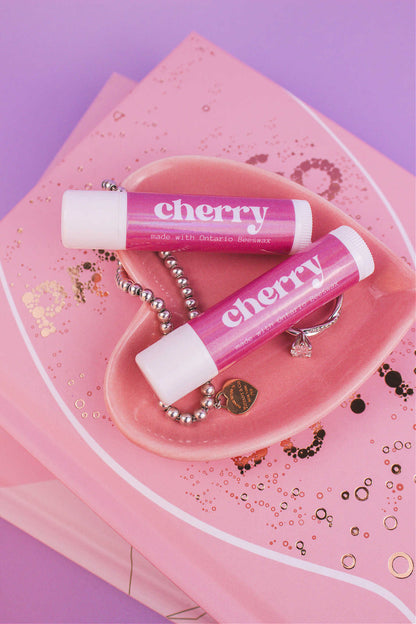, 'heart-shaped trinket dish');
104,156,415,461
